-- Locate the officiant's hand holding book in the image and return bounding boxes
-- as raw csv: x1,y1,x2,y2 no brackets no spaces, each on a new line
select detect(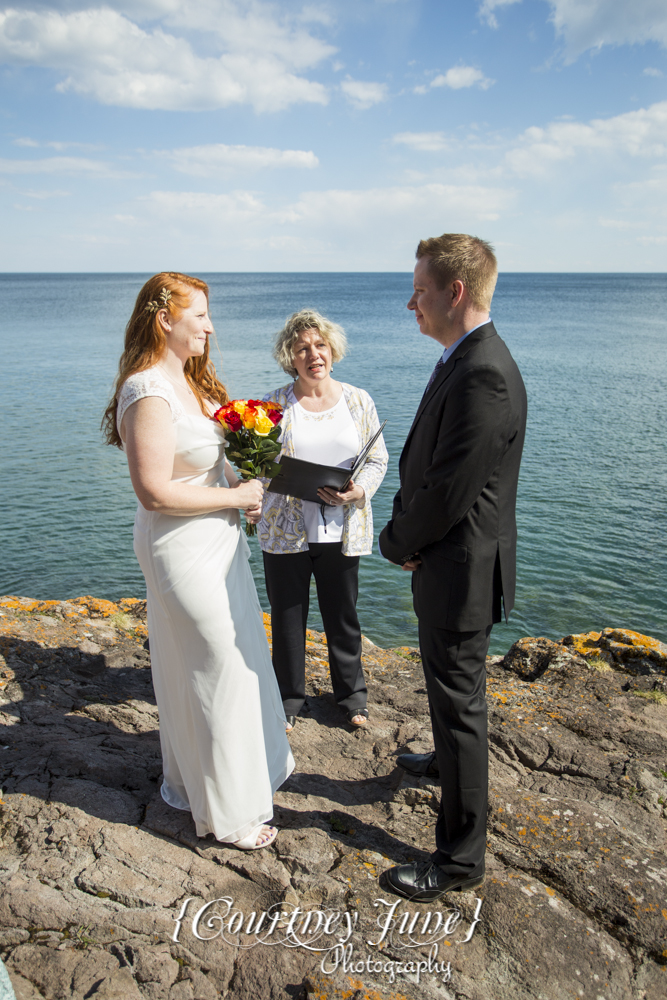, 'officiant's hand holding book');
267,419,387,506
316,479,365,508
